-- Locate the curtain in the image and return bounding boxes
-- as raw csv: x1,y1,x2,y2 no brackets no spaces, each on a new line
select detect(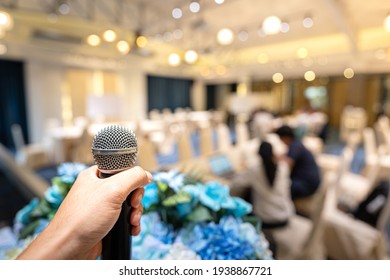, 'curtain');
206,84,217,110
147,75,193,112
0,59,28,150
